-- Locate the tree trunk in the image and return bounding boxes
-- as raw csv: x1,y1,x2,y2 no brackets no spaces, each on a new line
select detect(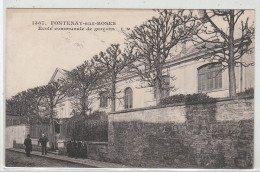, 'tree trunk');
155,67,163,105
111,75,116,112
50,105,56,150
81,96,86,117
51,118,56,149
36,106,40,125
155,79,162,105
81,94,88,129
228,10,237,98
